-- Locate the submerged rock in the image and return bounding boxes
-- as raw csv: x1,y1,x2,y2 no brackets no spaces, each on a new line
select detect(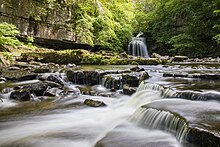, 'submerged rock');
83,99,106,107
